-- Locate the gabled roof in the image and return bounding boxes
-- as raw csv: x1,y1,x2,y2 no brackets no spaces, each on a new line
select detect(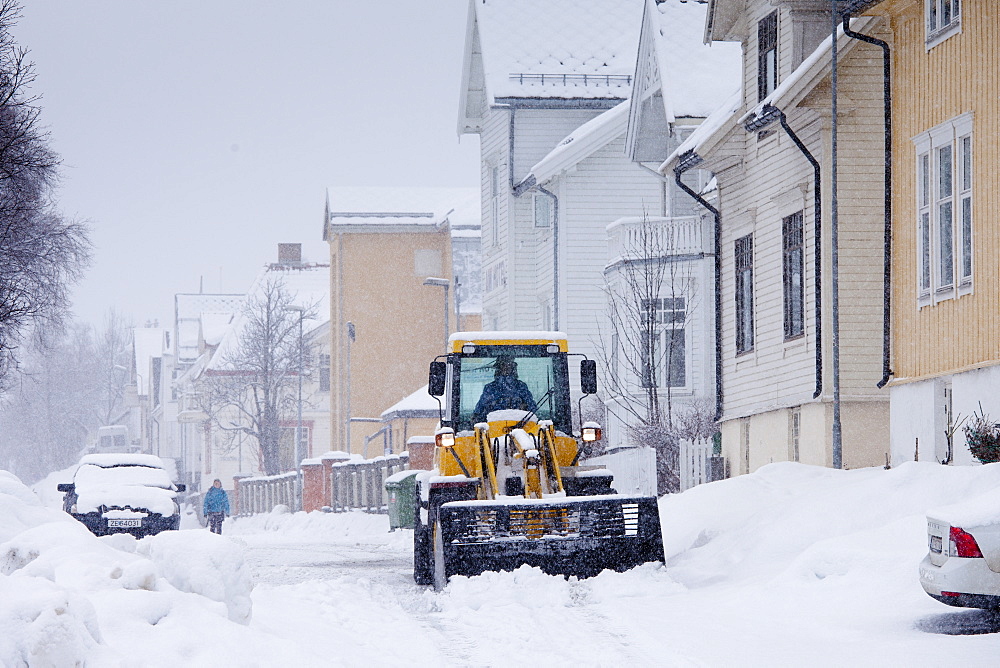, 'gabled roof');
174,293,244,364
626,0,742,162
524,100,631,186
459,0,644,132
645,0,742,121
324,187,479,237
